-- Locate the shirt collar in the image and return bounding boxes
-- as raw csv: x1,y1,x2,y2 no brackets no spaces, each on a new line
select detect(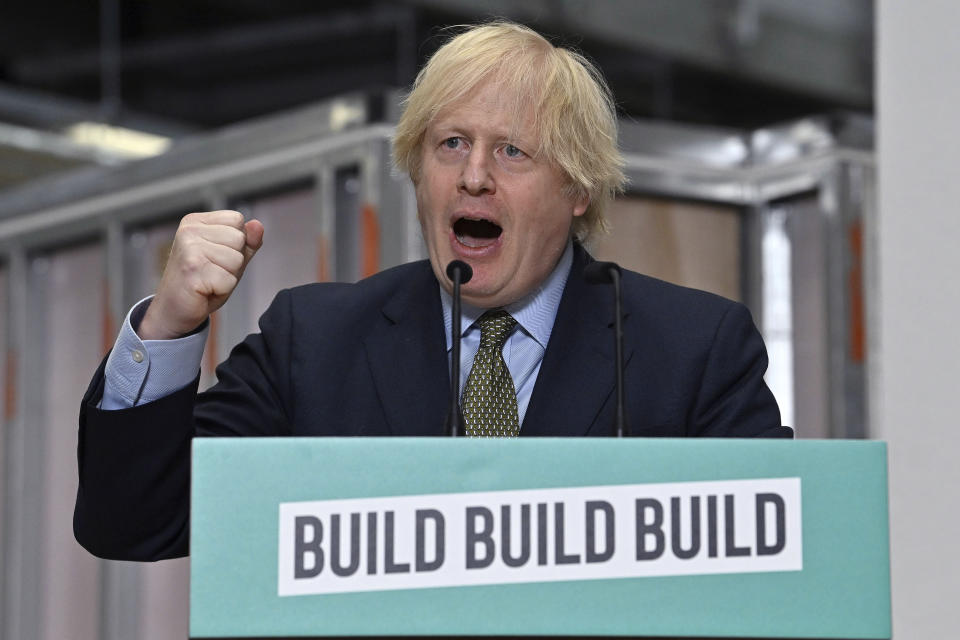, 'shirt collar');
441,241,573,350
